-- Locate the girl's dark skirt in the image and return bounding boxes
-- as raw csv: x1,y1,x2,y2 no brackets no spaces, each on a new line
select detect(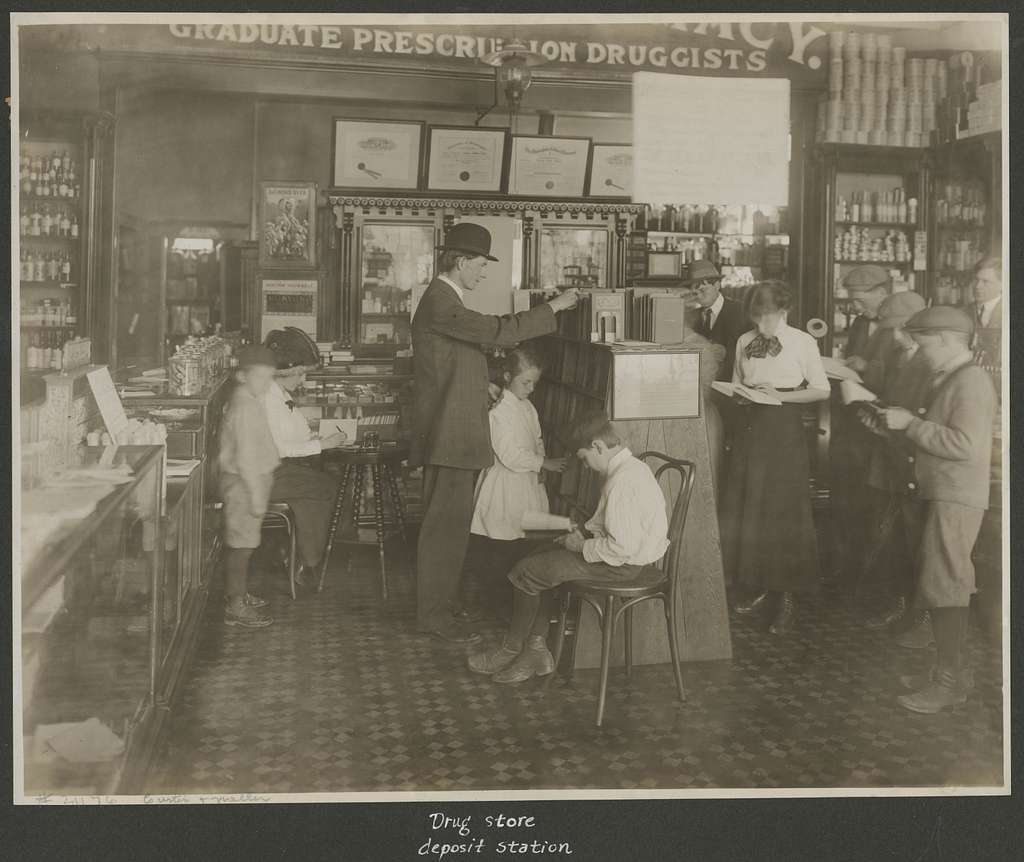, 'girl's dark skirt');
721,402,820,594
